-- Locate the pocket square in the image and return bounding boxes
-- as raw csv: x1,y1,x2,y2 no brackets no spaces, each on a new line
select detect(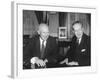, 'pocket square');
81,49,86,52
